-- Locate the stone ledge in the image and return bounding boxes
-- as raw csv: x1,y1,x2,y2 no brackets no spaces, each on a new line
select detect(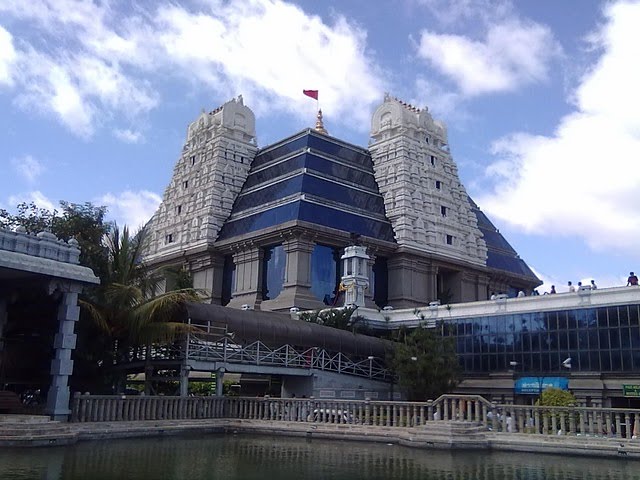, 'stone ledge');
3,418,640,459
